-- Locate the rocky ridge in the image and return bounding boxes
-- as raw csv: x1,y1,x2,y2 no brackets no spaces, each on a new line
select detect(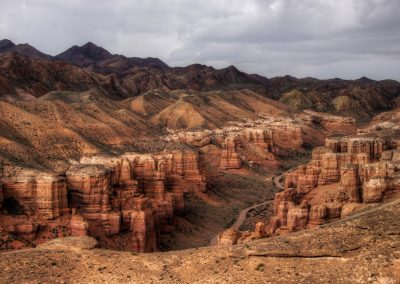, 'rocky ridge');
1,39,399,119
